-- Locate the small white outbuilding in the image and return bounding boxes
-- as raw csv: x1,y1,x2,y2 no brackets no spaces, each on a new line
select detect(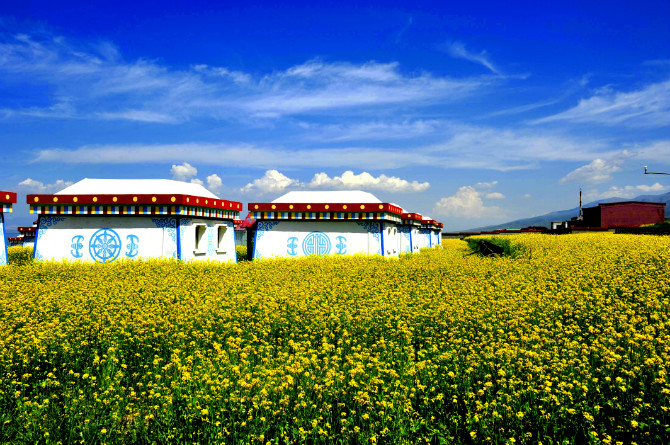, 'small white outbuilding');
28,179,242,263
0,191,17,265
248,191,404,259
397,210,423,254
416,215,443,249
